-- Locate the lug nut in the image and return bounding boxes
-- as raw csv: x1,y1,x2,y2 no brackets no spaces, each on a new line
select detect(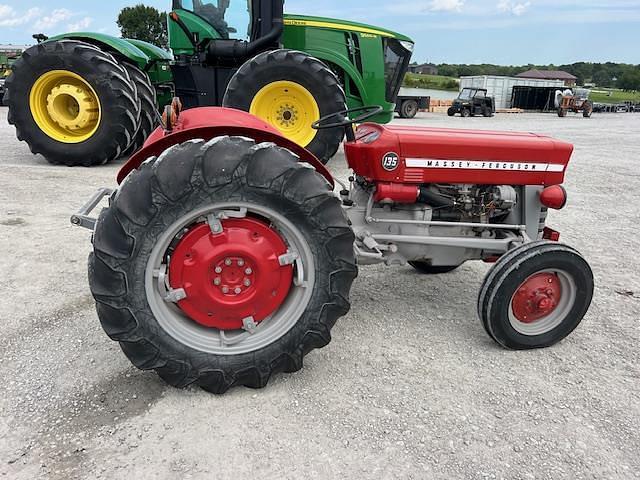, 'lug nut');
214,278,221,286
238,259,245,267
234,287,242,294
245,268,253,275
222,287,229,294
215,267,223,274
225,258,232,266
244,279,251,287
